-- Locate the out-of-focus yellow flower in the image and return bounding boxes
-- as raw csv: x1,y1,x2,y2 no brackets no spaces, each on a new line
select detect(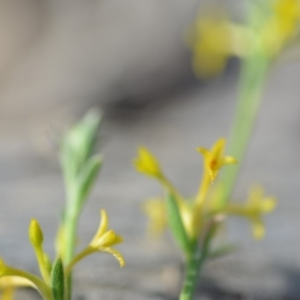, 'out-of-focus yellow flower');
187,11,251,78
133,147,163,179
138,138,237,242
197,138,237,181
142,198,167,236
188,15,233,78
225,186,276,239
66,210,124,276
274,0,300,41
179,200,204,240
263,0,300,55
143,197,200,240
